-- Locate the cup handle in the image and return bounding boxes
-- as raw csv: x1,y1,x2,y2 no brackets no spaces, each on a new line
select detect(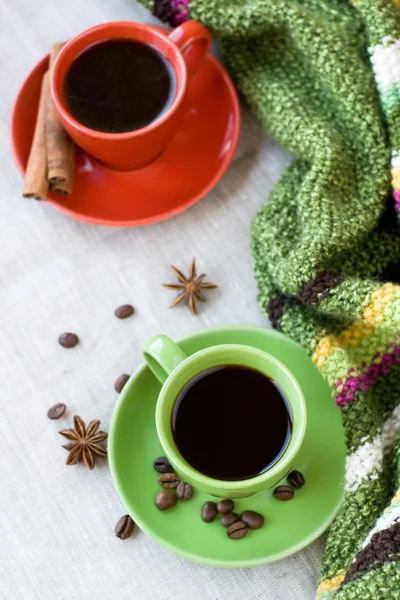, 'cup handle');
168,20,212,78
143,334,188,384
